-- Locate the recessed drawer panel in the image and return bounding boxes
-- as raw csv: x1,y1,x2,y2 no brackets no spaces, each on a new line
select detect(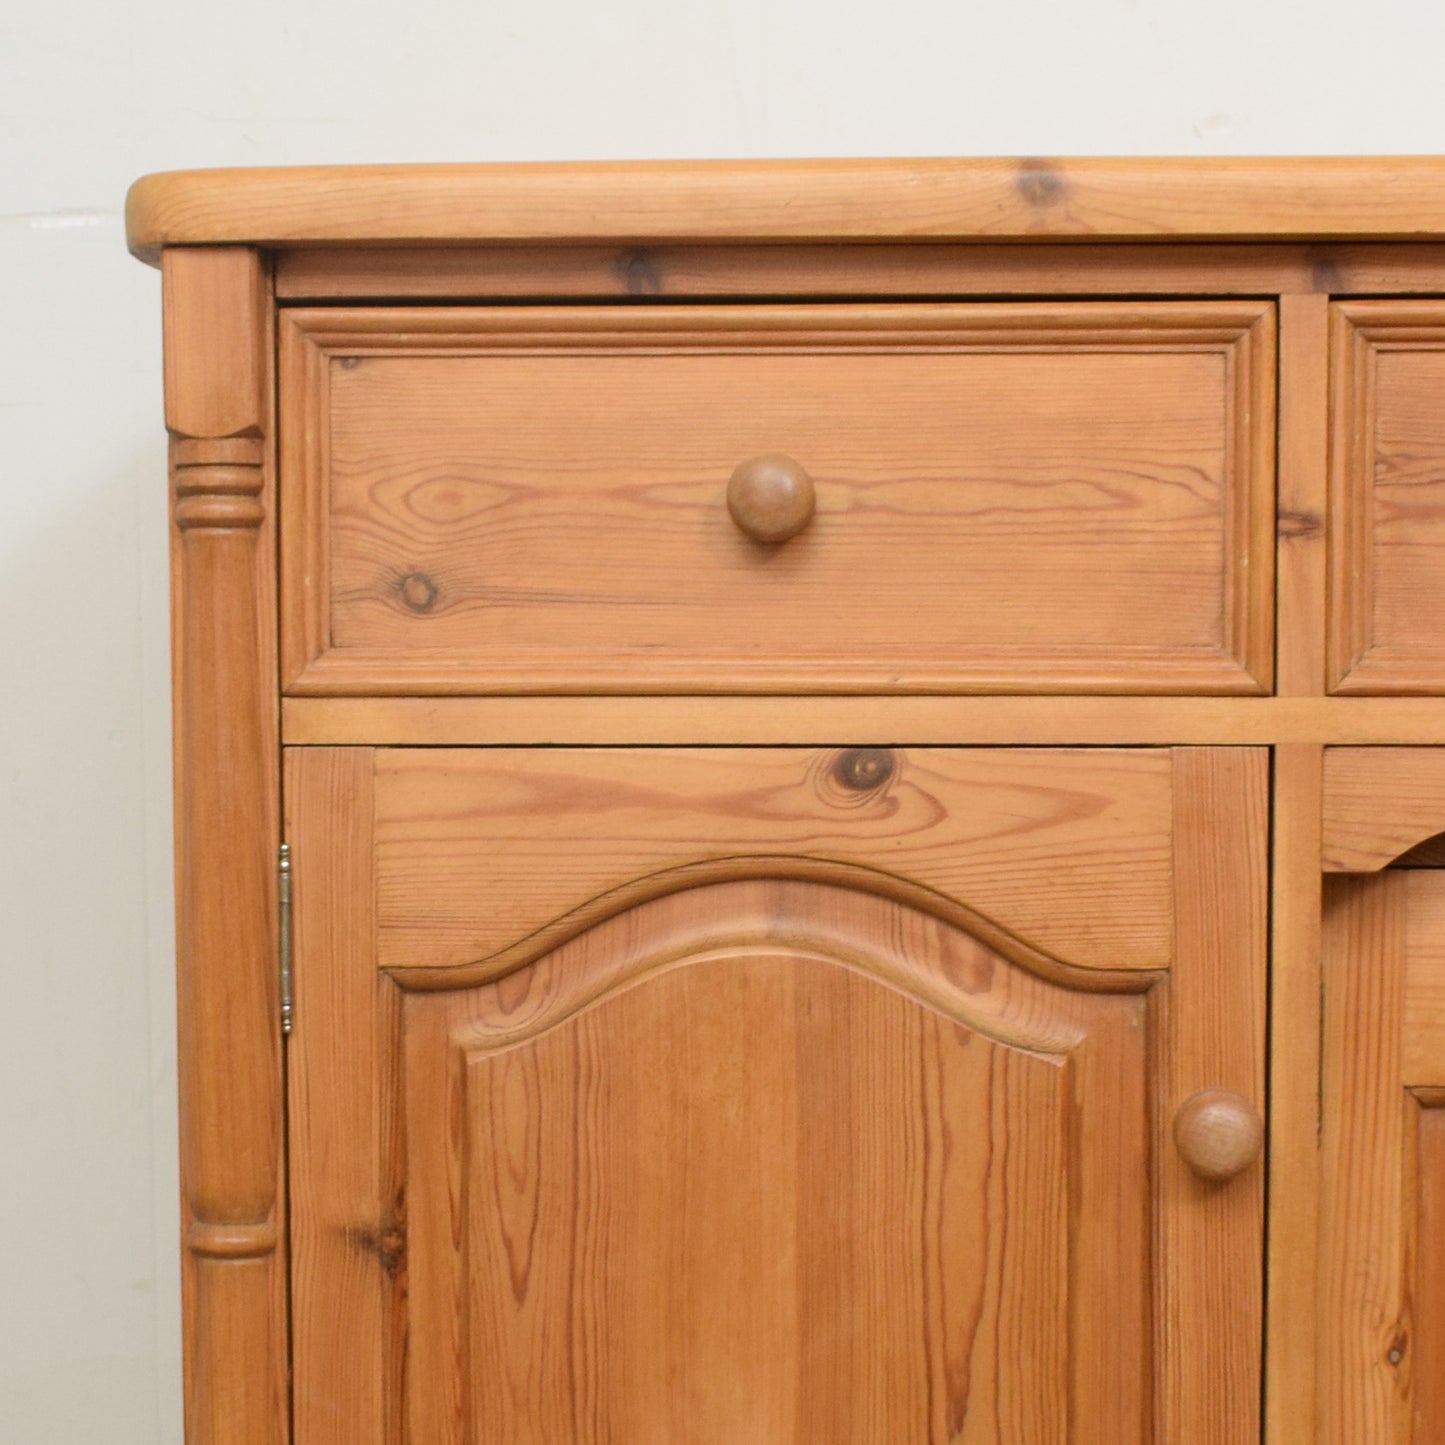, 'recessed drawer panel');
1331,302,1445,693
279,303,1275,695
